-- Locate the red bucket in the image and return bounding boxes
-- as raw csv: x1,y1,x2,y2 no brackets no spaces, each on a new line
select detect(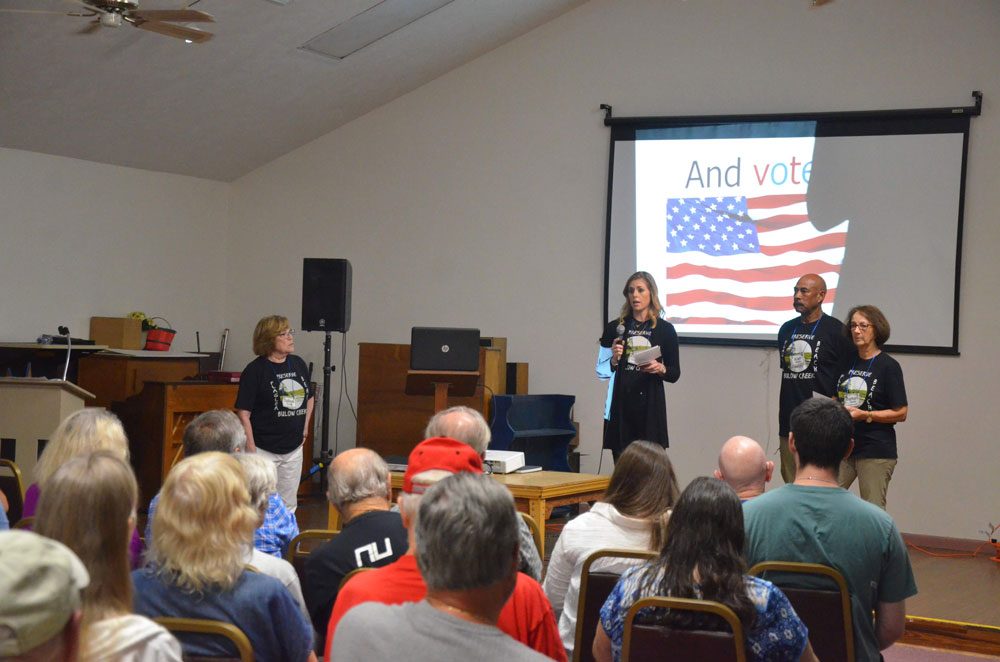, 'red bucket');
144,327,176,351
